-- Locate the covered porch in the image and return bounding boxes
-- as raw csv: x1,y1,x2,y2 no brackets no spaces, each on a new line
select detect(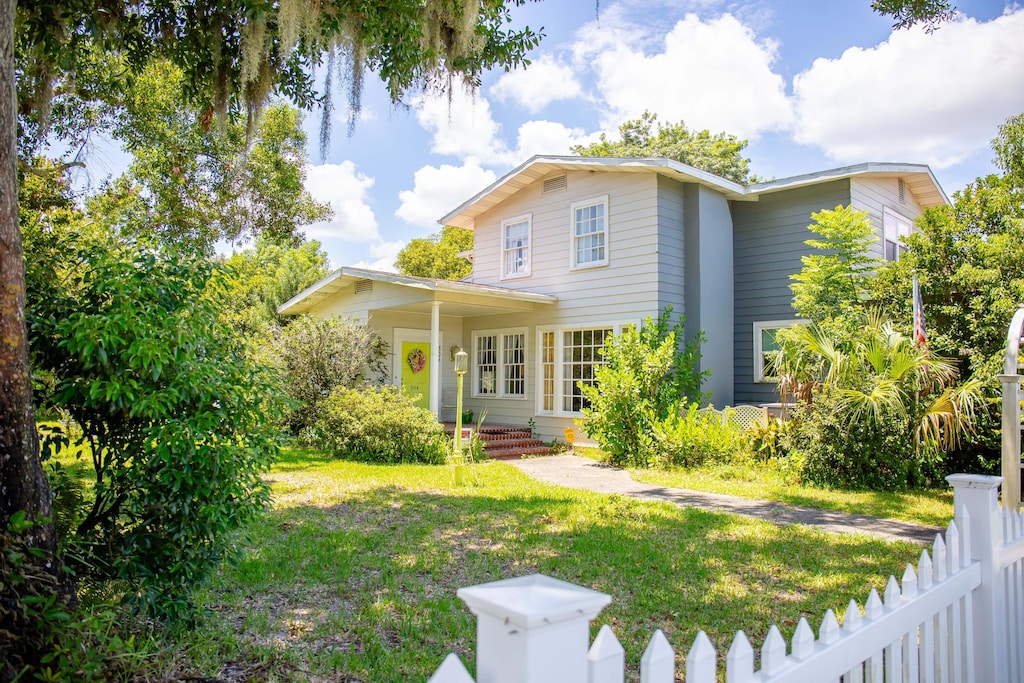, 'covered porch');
277,267,558,423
